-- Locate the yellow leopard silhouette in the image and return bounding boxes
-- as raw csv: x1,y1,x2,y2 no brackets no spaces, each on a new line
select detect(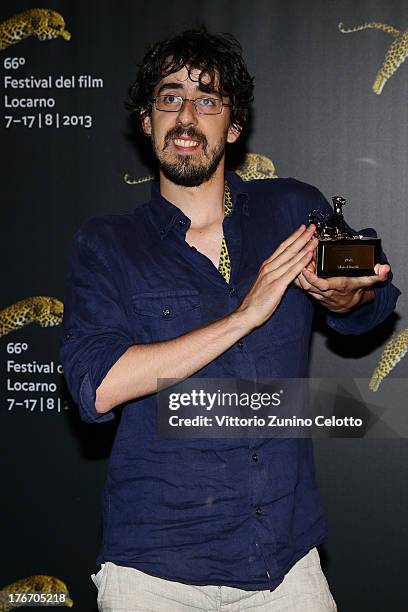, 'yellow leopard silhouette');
0,296,63,337
338,21,408,94
0,9,70,51
234,153,277,181
0,575,73,611
369,327,408,391
123,152,278,185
